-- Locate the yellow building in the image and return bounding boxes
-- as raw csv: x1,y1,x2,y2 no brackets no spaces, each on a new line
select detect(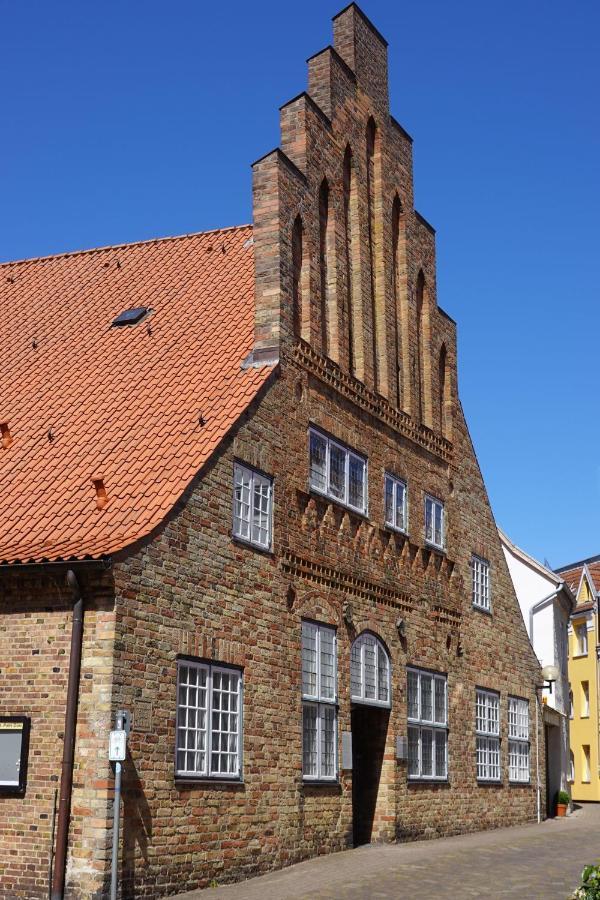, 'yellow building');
558,559,600,801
